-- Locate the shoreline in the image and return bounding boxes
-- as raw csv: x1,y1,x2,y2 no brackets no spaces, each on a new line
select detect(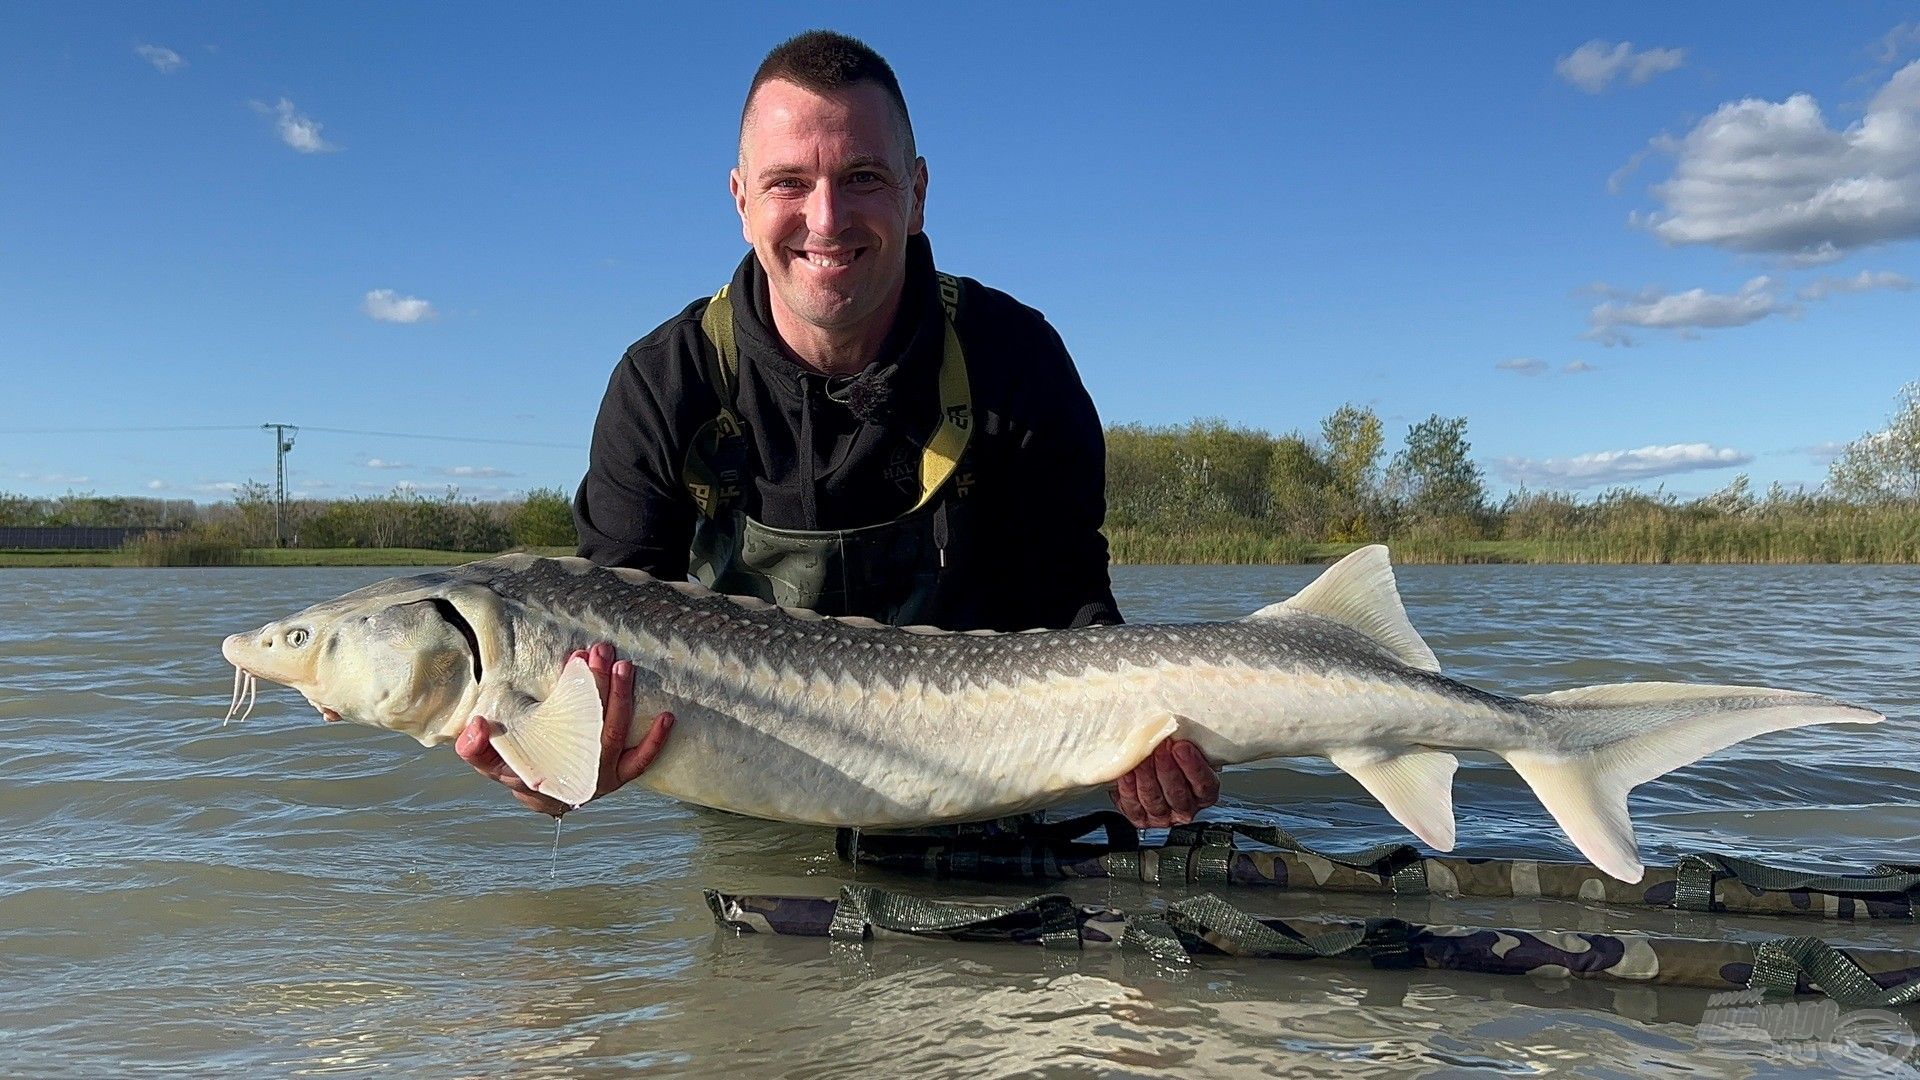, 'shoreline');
4,542,1917,568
